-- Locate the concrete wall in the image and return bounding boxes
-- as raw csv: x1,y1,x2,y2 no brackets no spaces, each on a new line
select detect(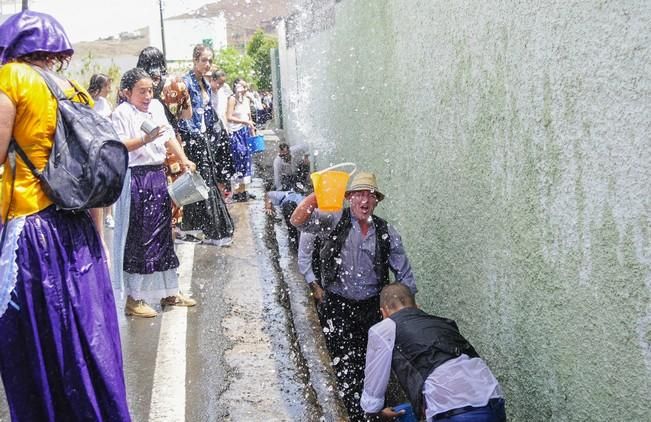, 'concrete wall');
277,0,651,420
